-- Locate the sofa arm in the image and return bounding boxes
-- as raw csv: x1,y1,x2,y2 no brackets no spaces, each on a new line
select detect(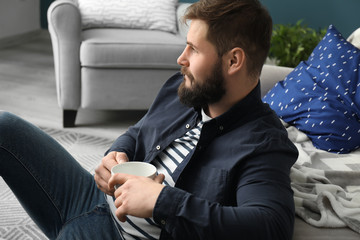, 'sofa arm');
260,64,293,98
176,3,191,39
47,0,81,109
